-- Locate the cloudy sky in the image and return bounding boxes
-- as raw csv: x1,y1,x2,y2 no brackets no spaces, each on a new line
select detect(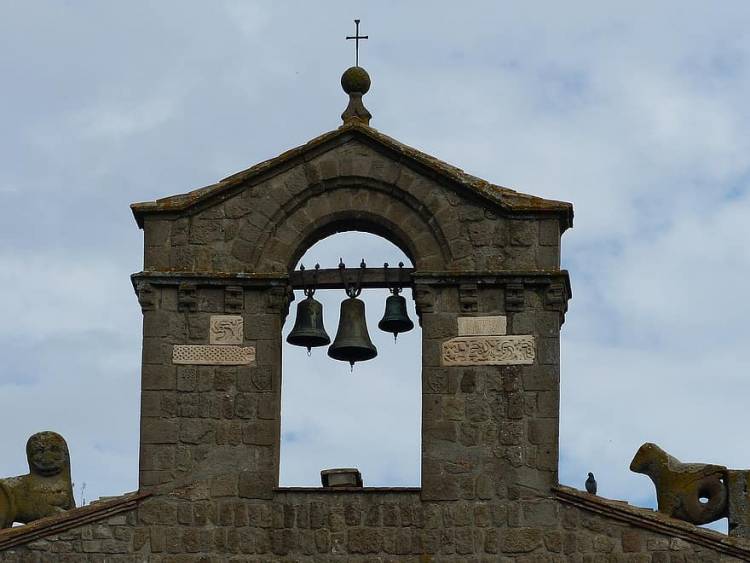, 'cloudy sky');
1,1,749,528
